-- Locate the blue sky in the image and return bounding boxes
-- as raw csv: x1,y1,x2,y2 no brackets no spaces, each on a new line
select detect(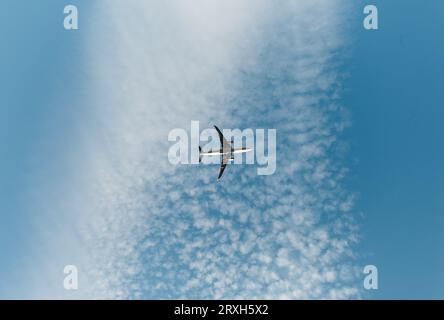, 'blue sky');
0,1,87,295
0,0,443,299
346,0,444,298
